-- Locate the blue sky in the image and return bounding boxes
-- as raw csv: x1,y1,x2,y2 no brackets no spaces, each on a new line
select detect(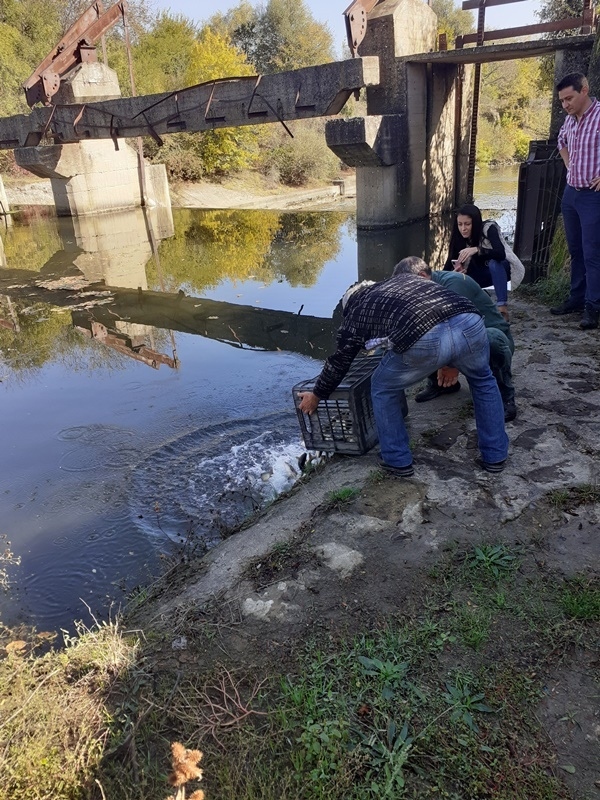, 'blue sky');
153,0,540,57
